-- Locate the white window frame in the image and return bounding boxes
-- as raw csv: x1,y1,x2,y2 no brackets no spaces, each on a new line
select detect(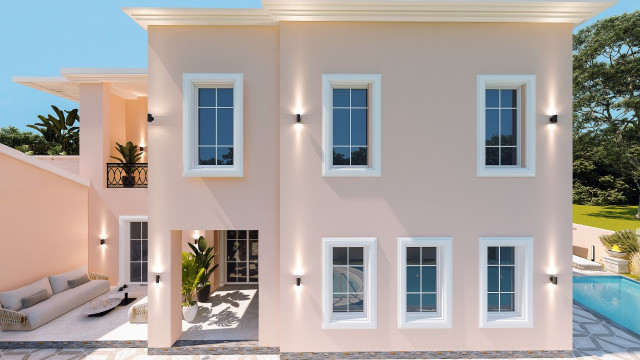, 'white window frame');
183,73,243,177
477,75,536,177
322,237,377,329
478,237,533,328
118,215,149,286
322,74,381,177
397,237,452,329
